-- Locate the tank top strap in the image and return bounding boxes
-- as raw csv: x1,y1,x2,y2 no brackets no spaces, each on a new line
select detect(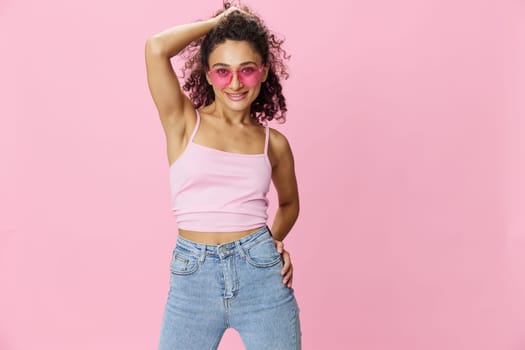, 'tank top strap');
264,125,270,155
189,110,201,142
